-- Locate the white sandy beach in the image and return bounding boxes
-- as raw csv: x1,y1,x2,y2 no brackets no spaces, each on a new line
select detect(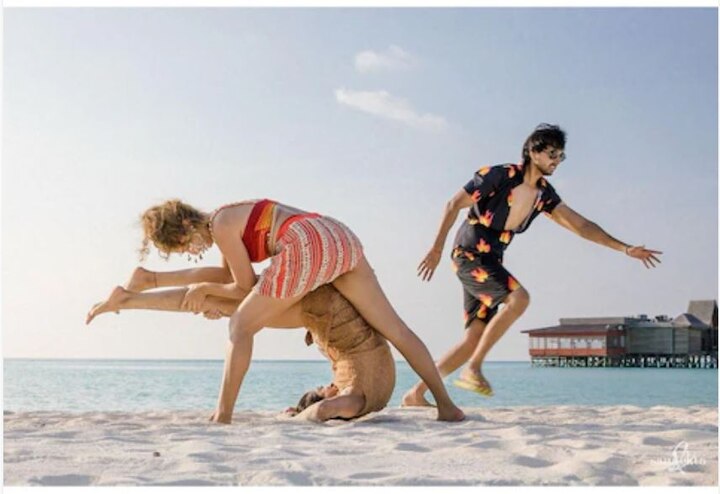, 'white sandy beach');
3,406,717,486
